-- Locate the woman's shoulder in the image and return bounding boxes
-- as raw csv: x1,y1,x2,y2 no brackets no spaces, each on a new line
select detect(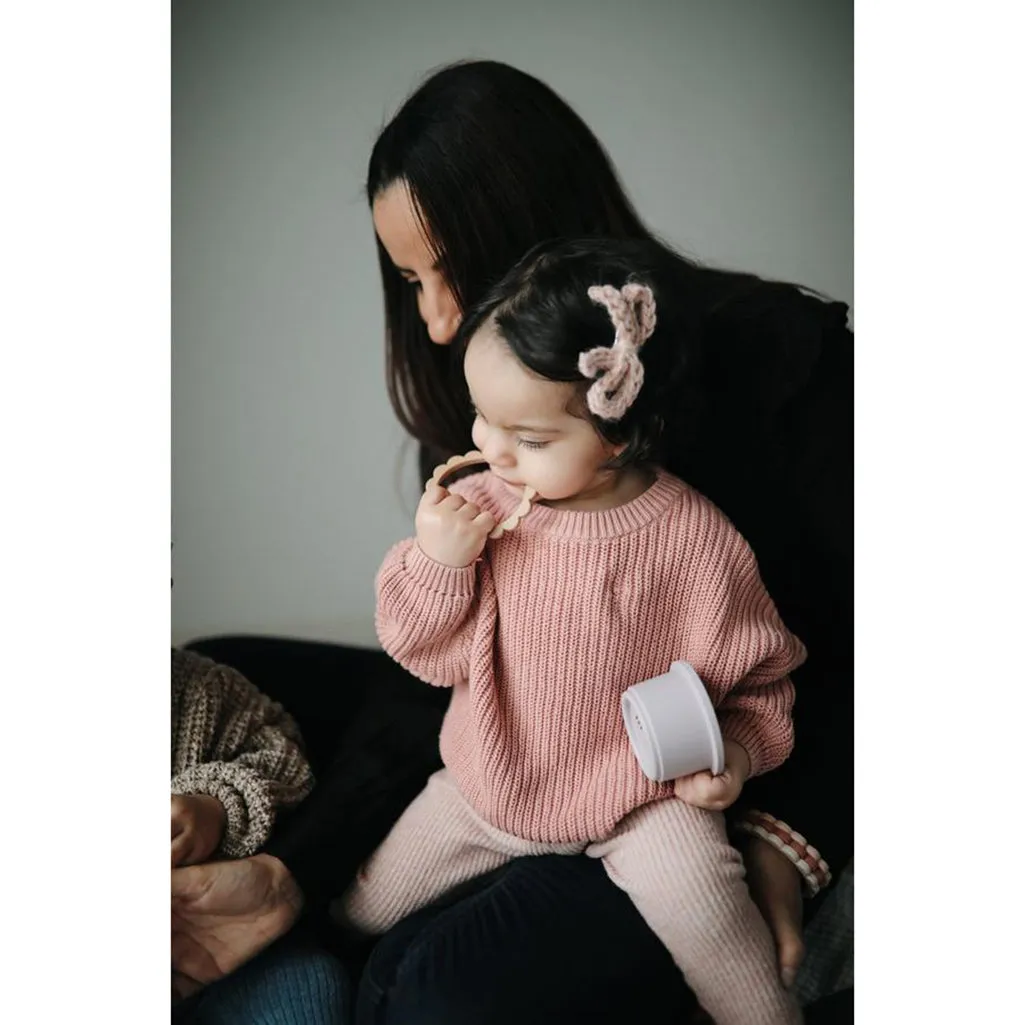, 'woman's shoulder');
700,282,851,413
661,284,852,509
